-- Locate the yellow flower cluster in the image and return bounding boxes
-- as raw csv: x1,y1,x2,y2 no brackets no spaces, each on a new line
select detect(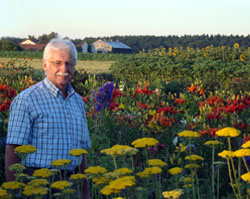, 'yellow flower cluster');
183,176,192,183
215,127,241,137
147,159,167,167
204,140,223,147
113,197,125,199
33,168,53,178
168,167,183,175
69,149,88,156
101,176,135,195
131,138,159,148
85,166,107,174
101,145,138,156
51,181,70,190
70,173,87,180
218,150,235,159
185,164,200,169
185,155,204,161
28,179,49,186
117,167,132,175
23,186,48,196
2,181,25,190
234,149,250,157
242,141,250,148
0,188,8,197
241,172,250,183
51,159,71,167
162,189,183,199
136,166,162,178
14,145,37,154
177,131,200,138
8,163,26,172
92,176,109,185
